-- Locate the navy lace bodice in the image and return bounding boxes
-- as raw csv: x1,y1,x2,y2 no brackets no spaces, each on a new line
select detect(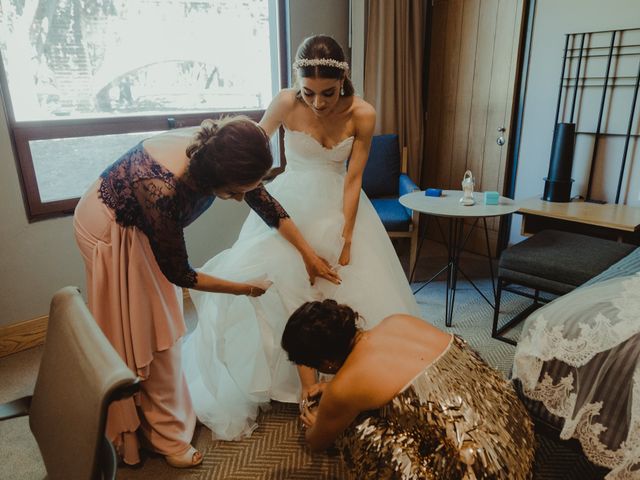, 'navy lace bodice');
98,142,289,288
